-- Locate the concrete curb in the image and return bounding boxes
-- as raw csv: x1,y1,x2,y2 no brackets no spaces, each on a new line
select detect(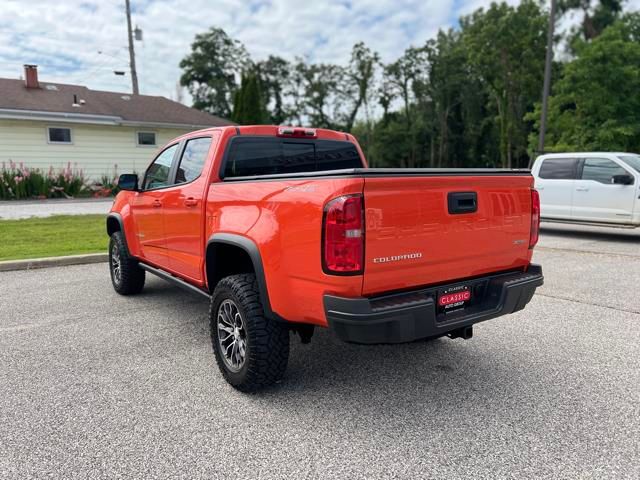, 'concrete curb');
0,253,108,272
